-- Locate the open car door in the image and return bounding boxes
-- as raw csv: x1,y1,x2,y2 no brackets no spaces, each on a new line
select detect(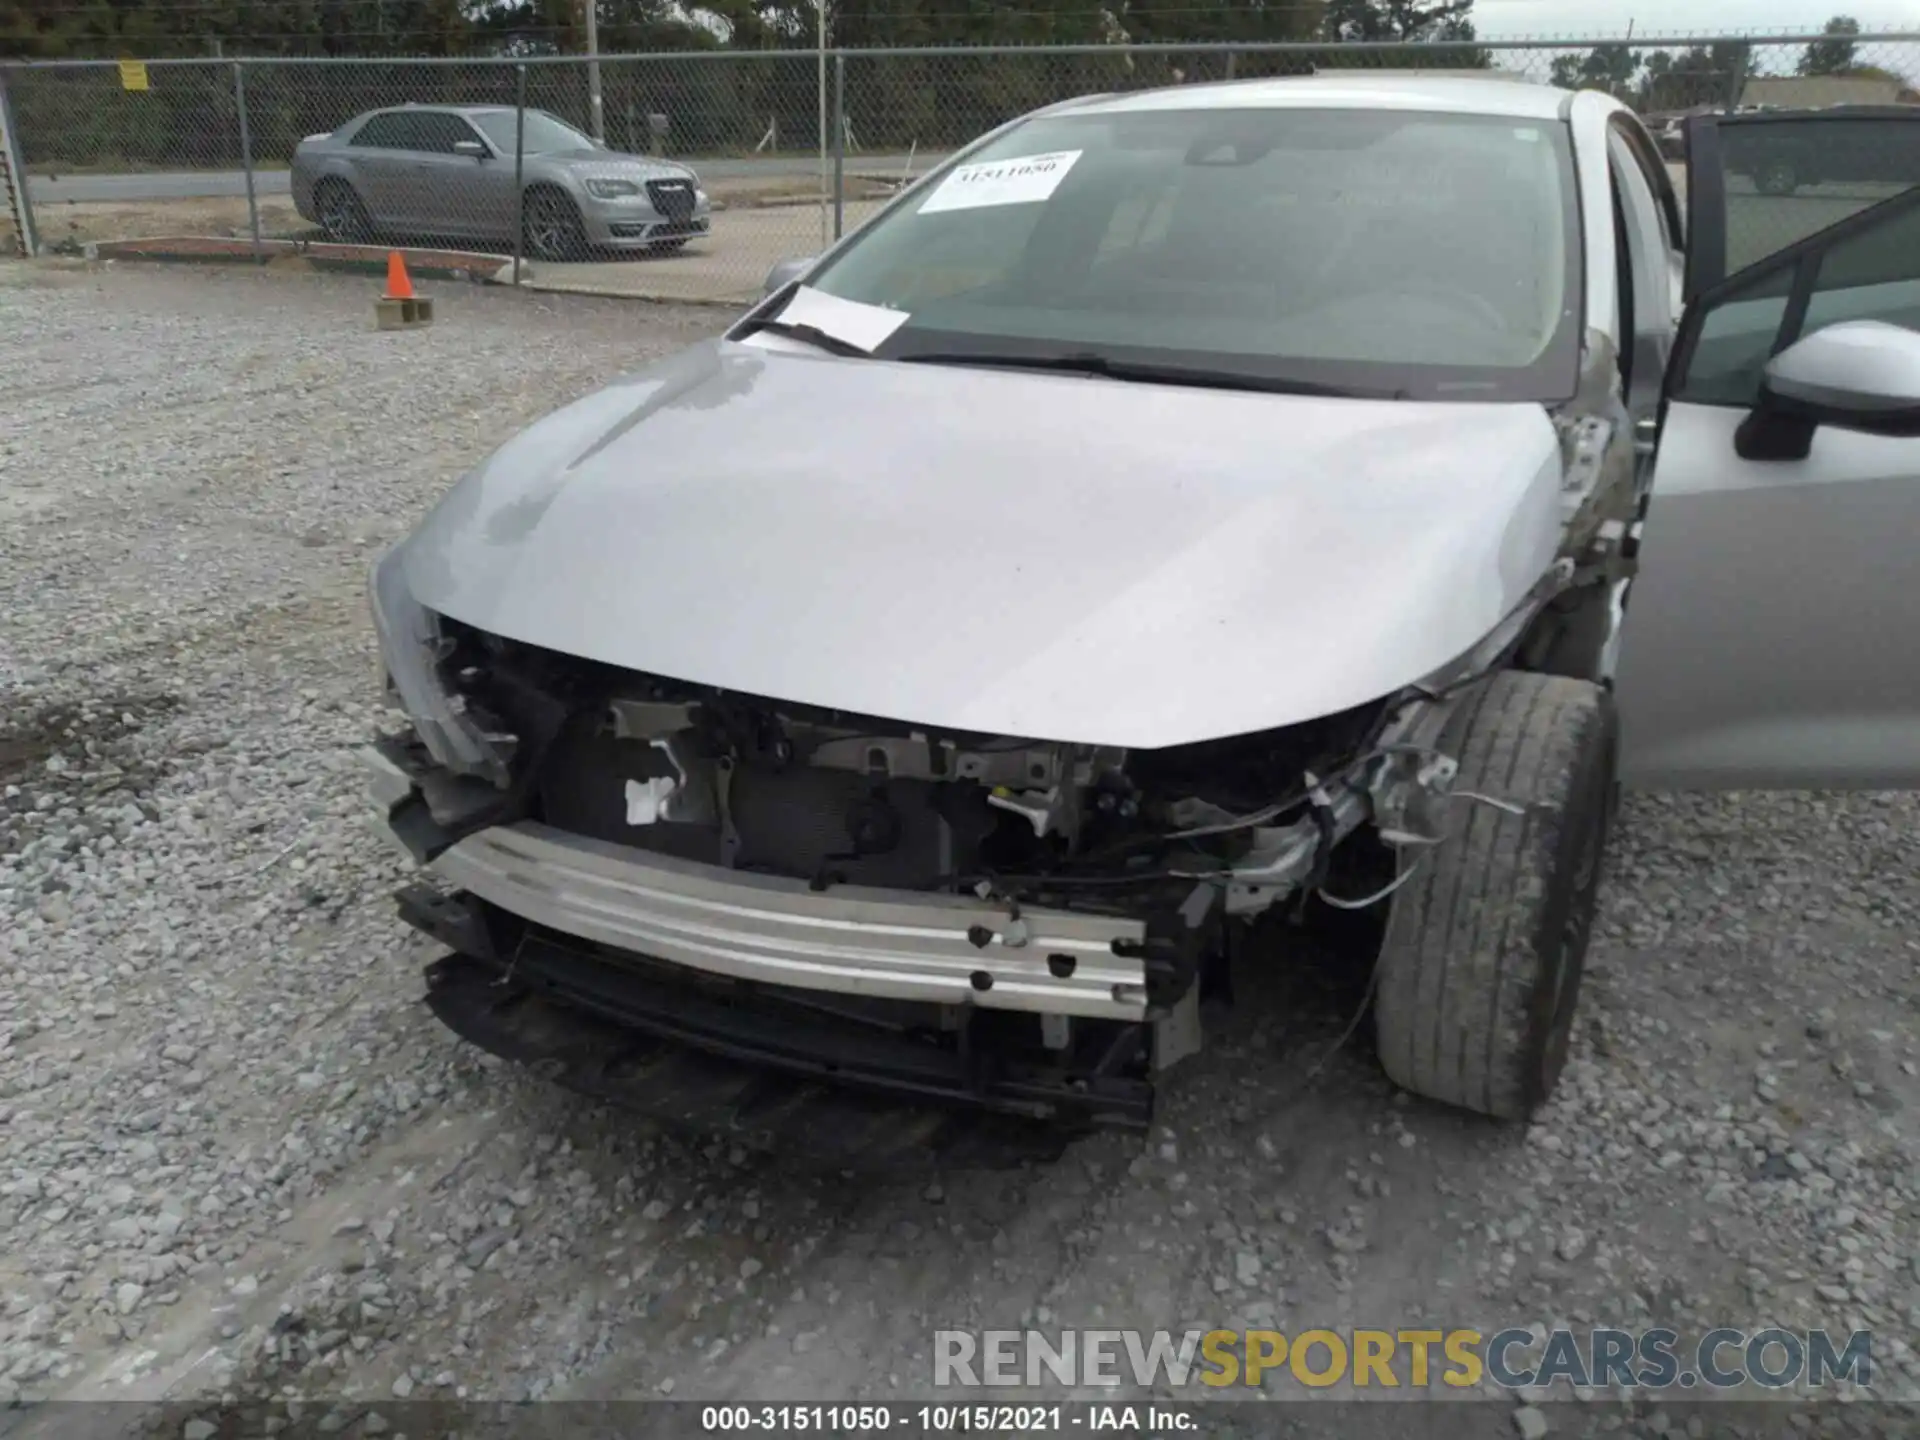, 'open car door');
1614,108,1920,790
